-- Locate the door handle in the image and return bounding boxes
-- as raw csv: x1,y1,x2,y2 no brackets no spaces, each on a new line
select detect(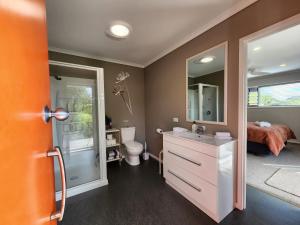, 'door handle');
44,105,69,123
47,146,66,221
